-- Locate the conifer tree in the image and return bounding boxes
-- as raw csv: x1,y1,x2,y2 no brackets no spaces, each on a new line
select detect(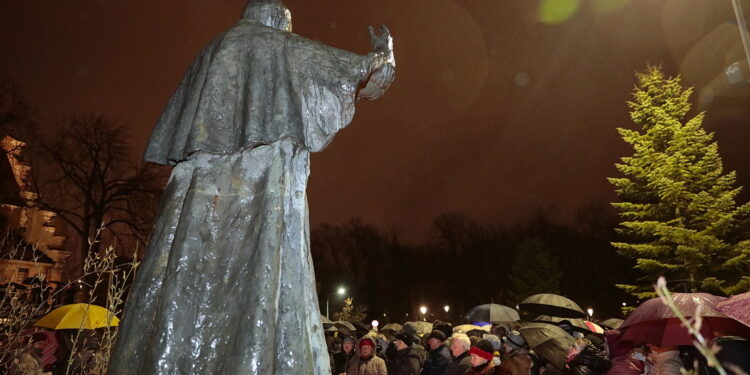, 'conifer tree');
609,66,750,298
506,239,562,304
